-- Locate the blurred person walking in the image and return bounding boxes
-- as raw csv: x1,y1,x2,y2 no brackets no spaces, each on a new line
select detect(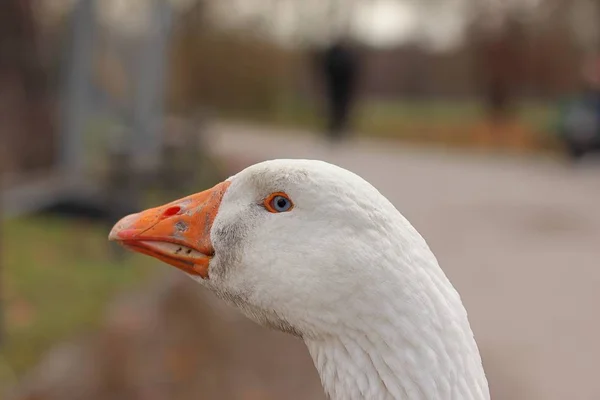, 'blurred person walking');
318,39,360,143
